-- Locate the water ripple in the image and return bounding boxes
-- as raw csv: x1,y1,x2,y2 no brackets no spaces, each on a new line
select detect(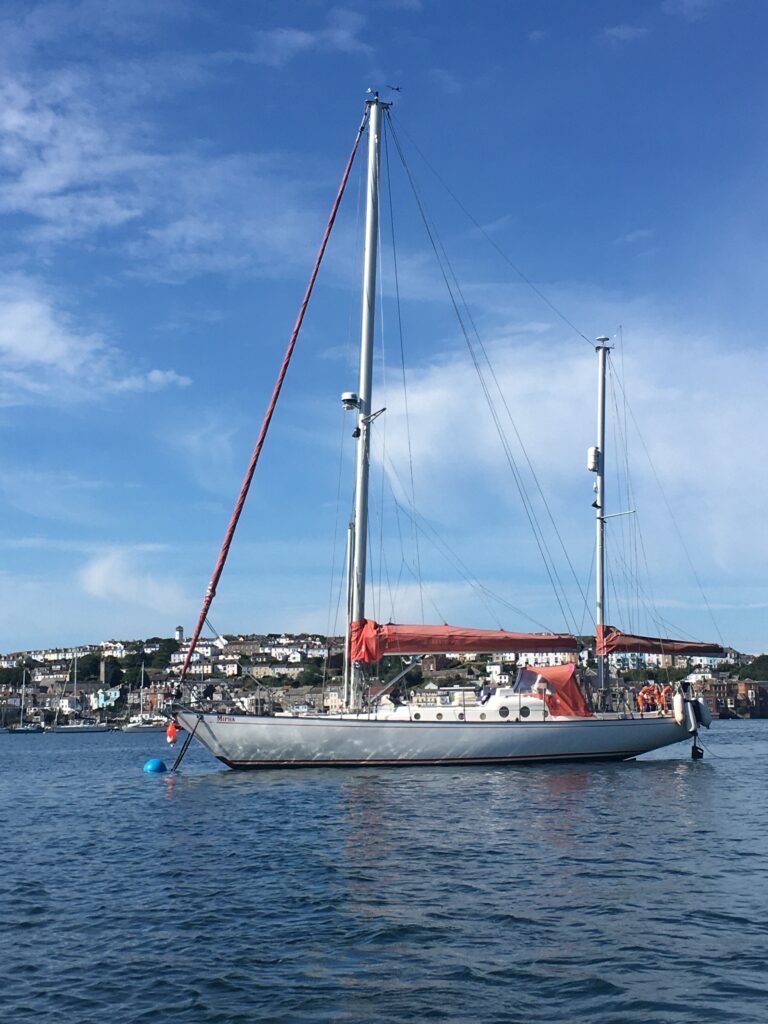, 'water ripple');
1,723,767,1022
